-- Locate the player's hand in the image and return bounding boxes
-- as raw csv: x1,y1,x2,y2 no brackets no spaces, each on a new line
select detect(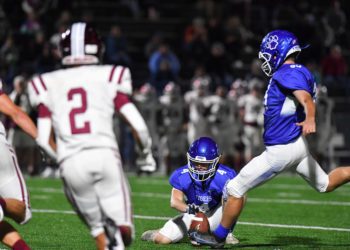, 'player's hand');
296,119,316,136
36,144,56,165
186,204,200,215
136,150,156,173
